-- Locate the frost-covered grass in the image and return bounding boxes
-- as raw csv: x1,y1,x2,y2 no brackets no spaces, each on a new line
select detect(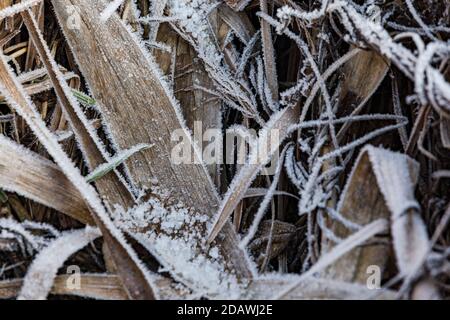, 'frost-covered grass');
0,0,449,300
